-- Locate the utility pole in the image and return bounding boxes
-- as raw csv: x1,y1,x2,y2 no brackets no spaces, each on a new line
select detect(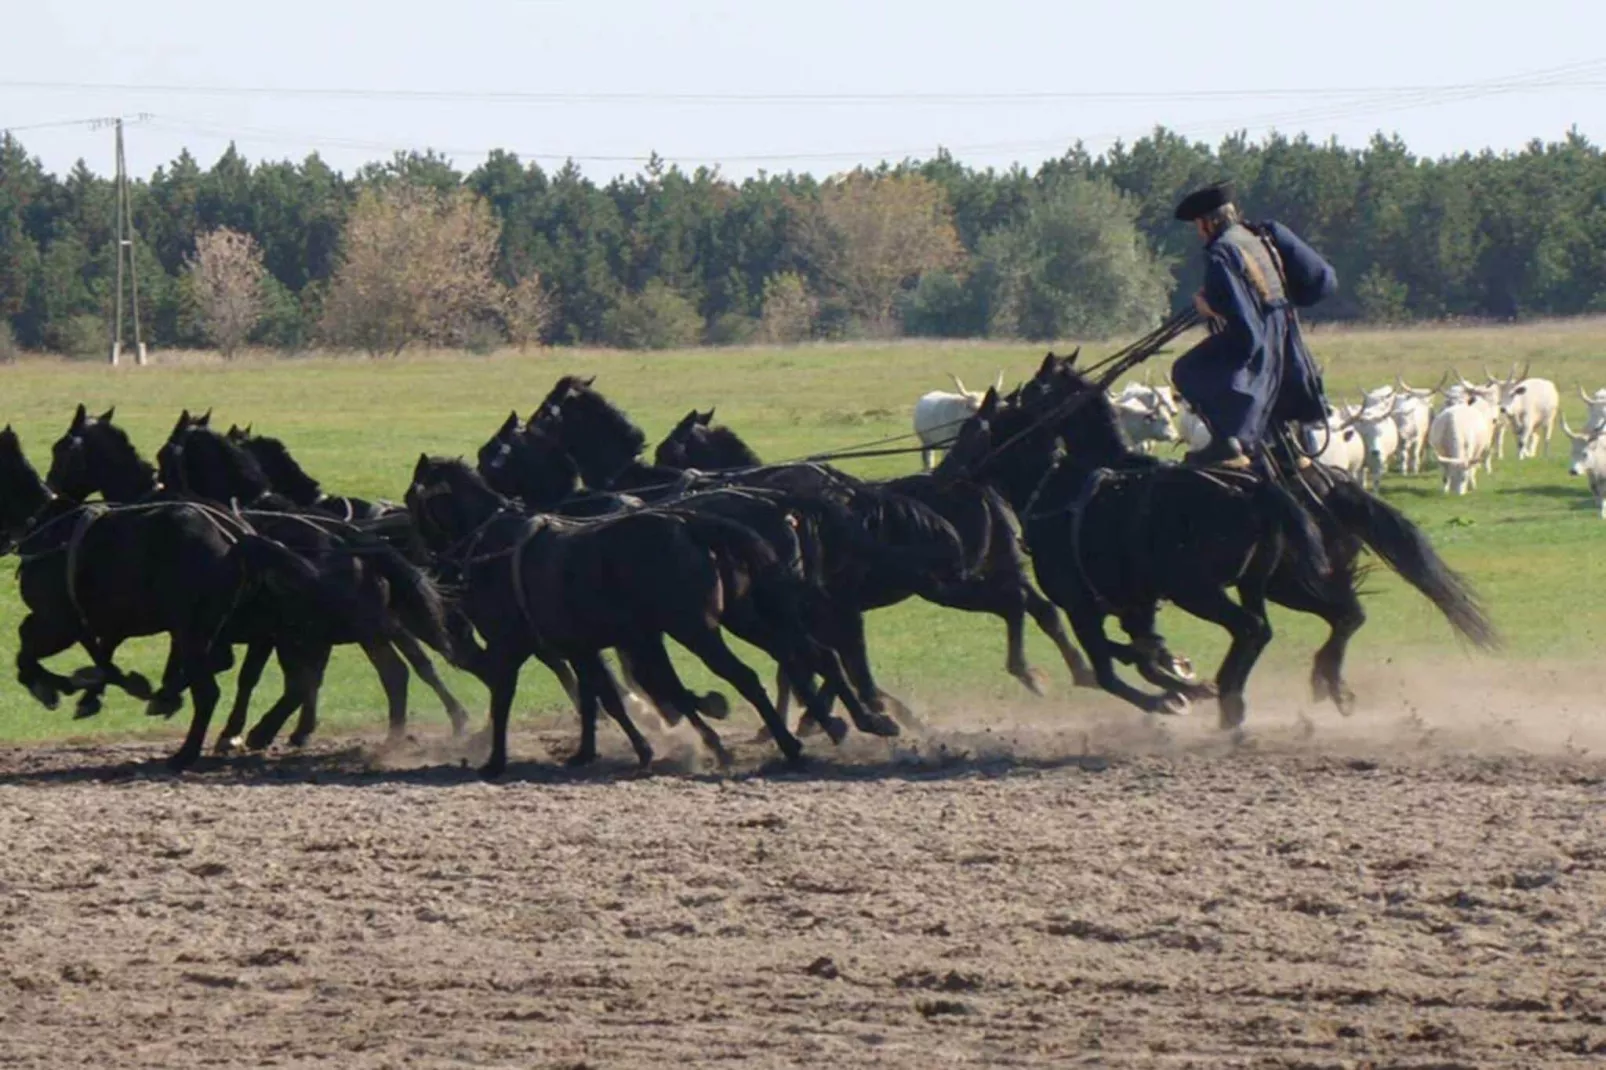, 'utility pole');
99,115,152,365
